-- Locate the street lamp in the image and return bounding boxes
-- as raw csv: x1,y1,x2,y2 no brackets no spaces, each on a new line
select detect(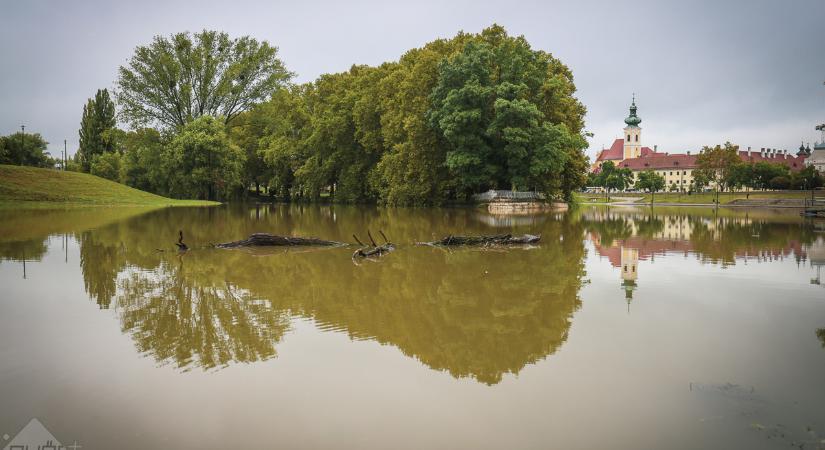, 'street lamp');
20,124,25,165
